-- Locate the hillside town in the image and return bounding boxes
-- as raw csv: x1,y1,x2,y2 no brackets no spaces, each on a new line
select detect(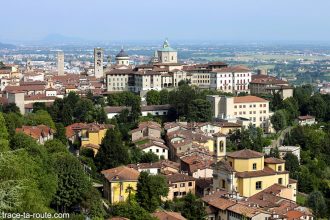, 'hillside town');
1,35,328,220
